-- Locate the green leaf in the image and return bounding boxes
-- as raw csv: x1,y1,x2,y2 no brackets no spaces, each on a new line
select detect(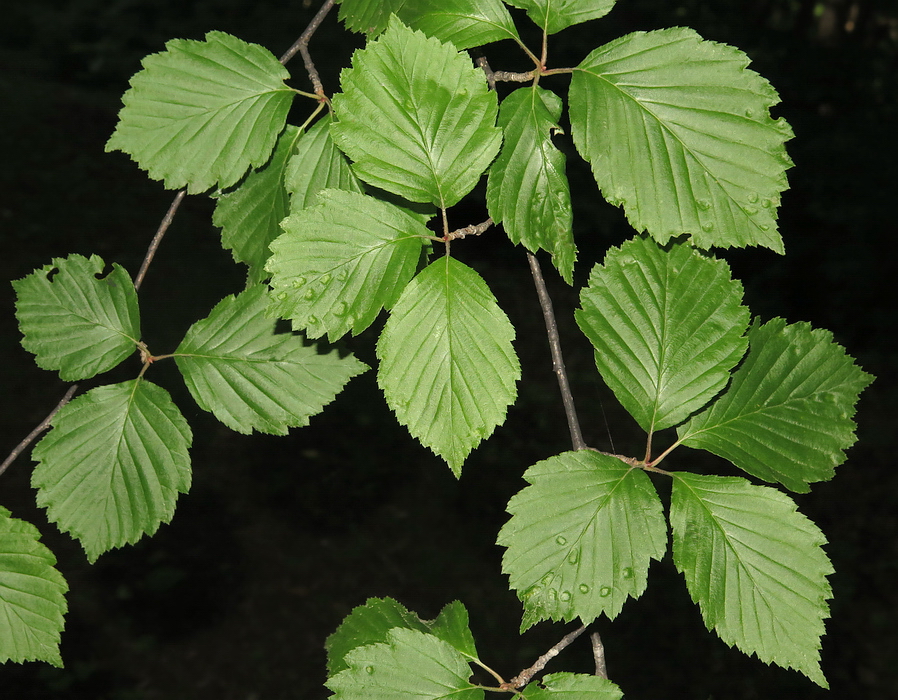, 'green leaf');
267,189,426,341
498,451,667,630
32,380,192,563
106,31,294,193
670,472,833,687
487,87,575,283
397,0,521,49
574,236,749,433
523,672,623,700
326,627,484,700
569,28,793,252
331,17,502,208
13,254,141,381
336,0,404,35
377,256,519,475
0,507,68,667
428,601,478,662
678,318,873,492
505,0,617,34
174,285,367,435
